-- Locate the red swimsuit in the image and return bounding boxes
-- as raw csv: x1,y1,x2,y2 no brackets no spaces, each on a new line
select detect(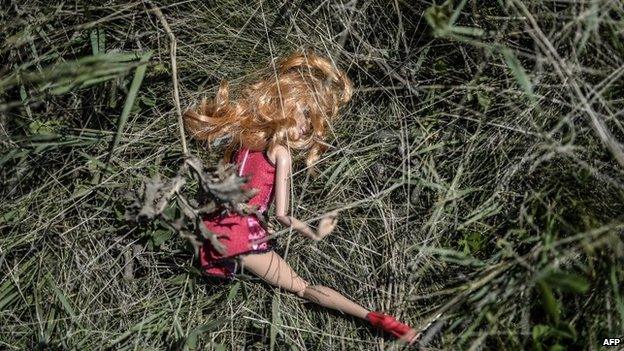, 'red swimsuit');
199,146,276,278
